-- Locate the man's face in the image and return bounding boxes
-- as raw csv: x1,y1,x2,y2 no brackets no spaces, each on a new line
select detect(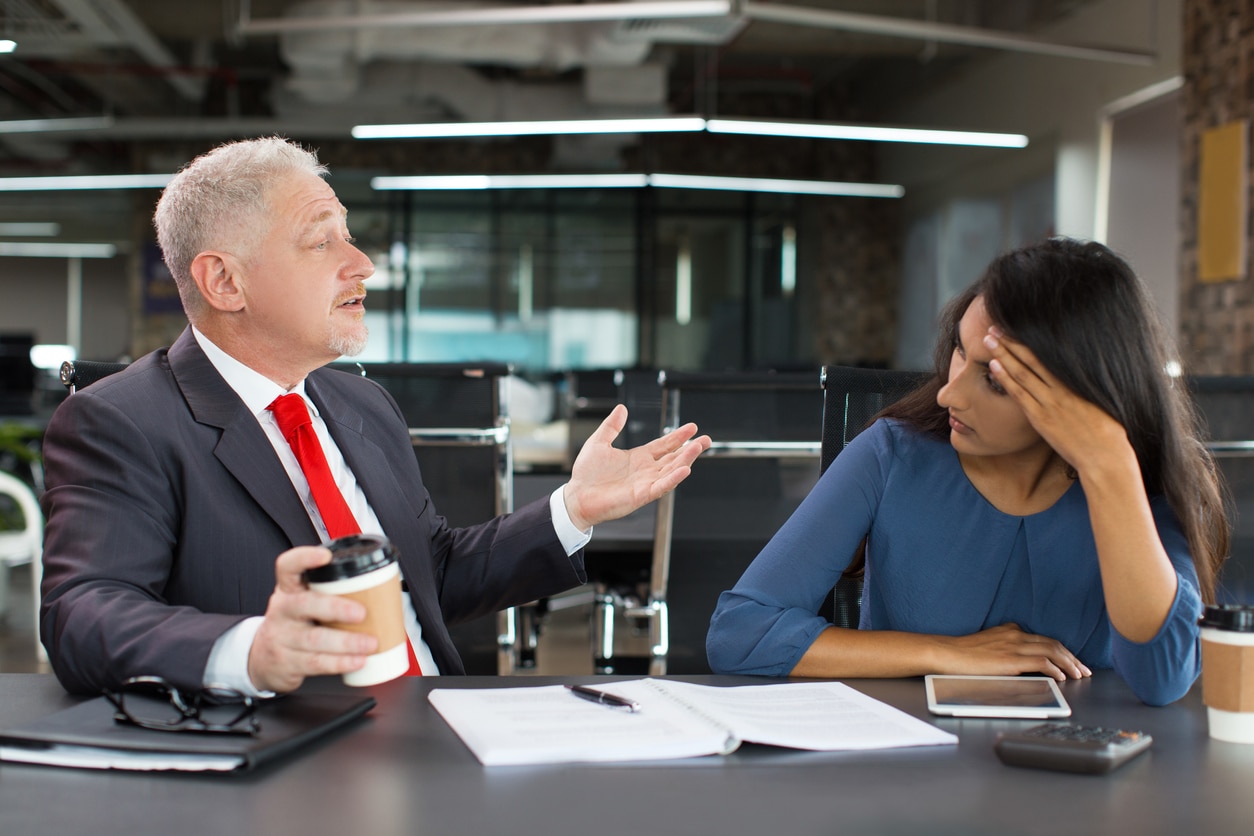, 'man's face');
236,170,374,375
